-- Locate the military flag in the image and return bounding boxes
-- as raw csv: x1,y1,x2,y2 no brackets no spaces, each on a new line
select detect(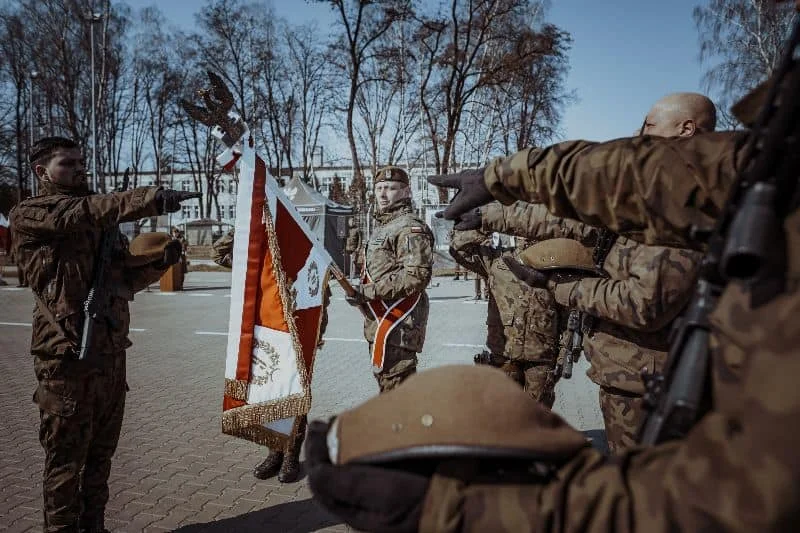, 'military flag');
220,134,331,448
